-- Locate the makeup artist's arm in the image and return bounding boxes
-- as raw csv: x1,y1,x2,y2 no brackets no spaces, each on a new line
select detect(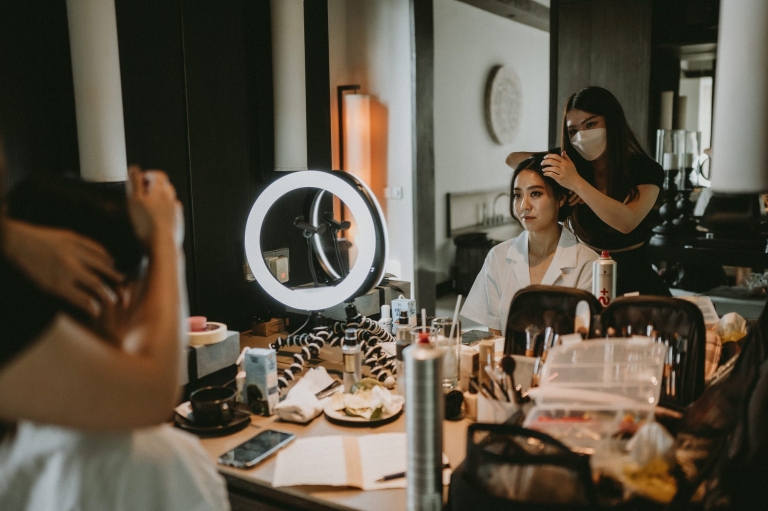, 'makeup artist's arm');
1,218,123,317
0,168,186,430
542,152,659,233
